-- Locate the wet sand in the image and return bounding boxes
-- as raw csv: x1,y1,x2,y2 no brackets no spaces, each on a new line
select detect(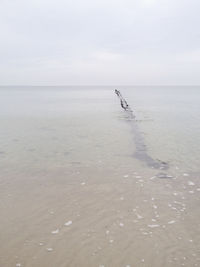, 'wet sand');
0,87,200,267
